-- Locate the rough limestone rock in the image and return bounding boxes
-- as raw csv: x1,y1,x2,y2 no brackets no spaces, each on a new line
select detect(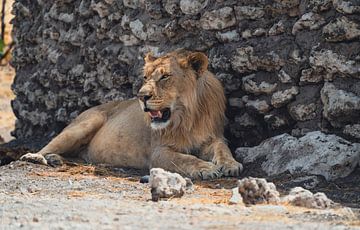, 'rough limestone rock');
292,12,326,35
235,131,360,181
237,177,280,205
321,83,360,128
271,87,299,108
242,74,277,95
289,103,317,121
310,49,360,79
149,168,192,201
323,16,360,42
283,187,335,209
200,7,236,30
10,0,360,149
229,187,244,205
343,124,360,140
179,0,208,15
